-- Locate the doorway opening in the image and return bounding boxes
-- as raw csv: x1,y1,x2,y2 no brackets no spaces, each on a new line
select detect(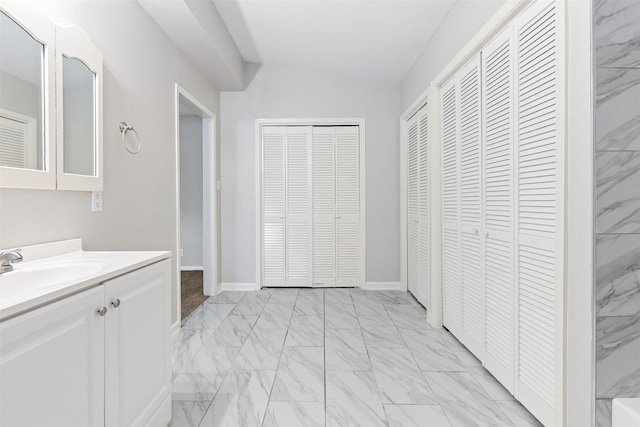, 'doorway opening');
175,84,217,324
